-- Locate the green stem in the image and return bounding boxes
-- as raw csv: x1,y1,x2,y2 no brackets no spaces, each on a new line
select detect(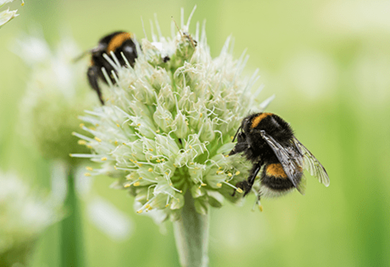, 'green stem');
60,165,84,267
173,191,209,267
